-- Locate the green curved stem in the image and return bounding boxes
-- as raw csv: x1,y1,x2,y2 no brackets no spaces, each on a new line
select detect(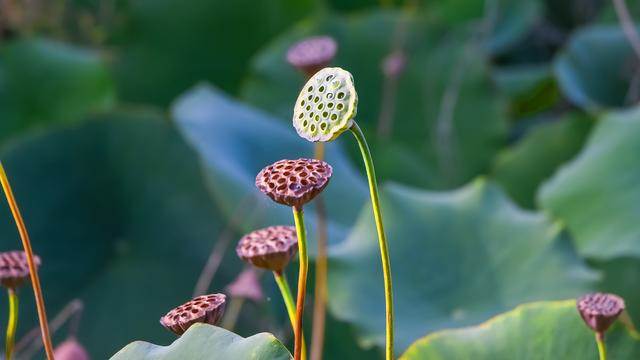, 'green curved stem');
5,288,18,360
292,206,309,360
274,271,307,360
349,122,395,359
596,333,607,360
